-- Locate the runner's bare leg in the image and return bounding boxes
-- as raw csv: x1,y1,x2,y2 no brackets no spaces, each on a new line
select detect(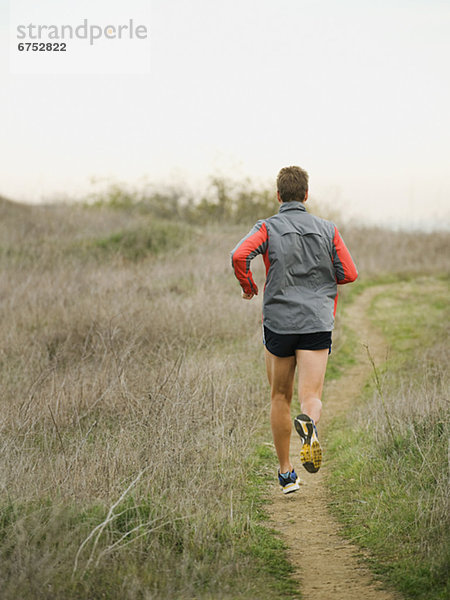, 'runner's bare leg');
296,348,329,424
265,348,296,473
